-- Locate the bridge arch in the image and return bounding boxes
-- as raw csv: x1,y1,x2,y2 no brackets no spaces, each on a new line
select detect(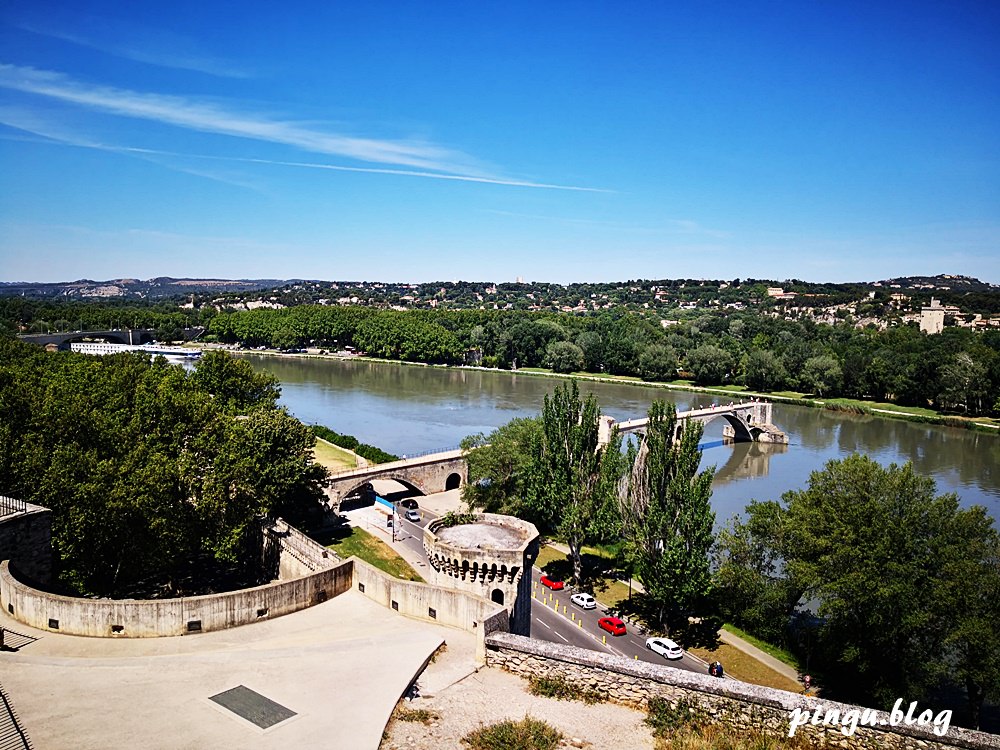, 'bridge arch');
336,475,429,502
697,412,755,442
445,472,462,491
